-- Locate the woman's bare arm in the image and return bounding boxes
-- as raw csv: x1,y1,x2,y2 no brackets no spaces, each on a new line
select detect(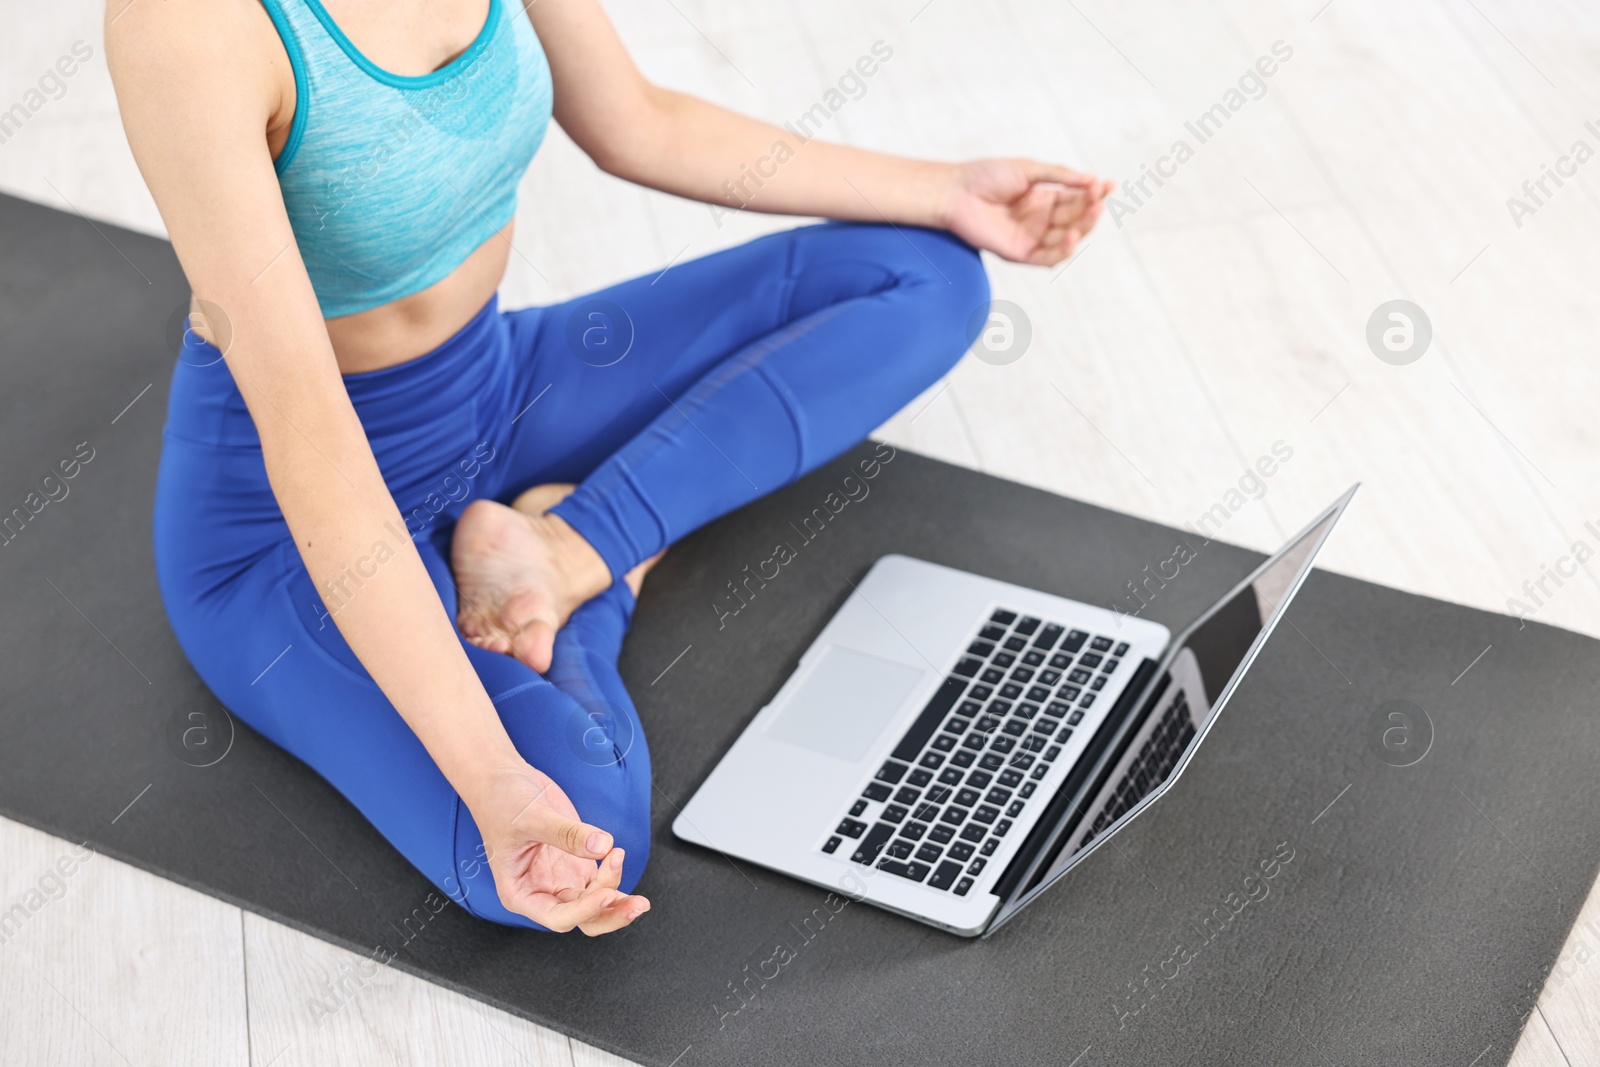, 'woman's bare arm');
107,0,645,933
529,0,1111,265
